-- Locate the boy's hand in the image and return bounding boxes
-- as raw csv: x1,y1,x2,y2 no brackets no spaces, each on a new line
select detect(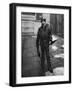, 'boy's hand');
37,51,40,57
